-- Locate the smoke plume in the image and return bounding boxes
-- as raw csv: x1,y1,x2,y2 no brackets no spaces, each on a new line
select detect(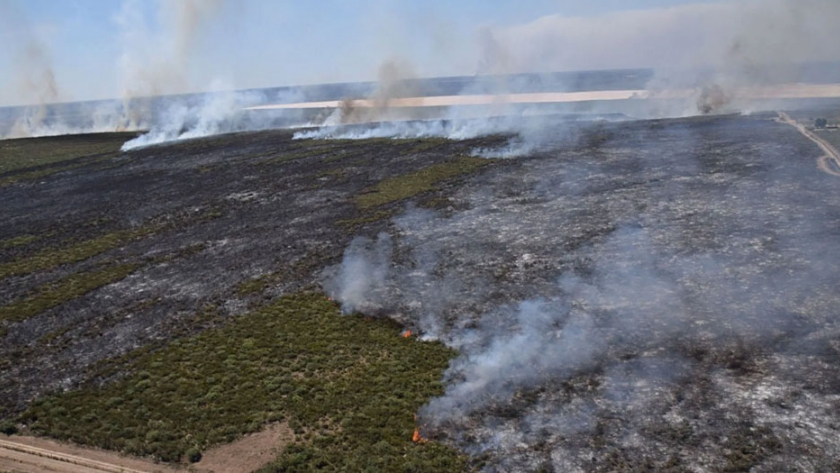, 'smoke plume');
0,1,62,138
298,0,840,153
322,117,840,468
